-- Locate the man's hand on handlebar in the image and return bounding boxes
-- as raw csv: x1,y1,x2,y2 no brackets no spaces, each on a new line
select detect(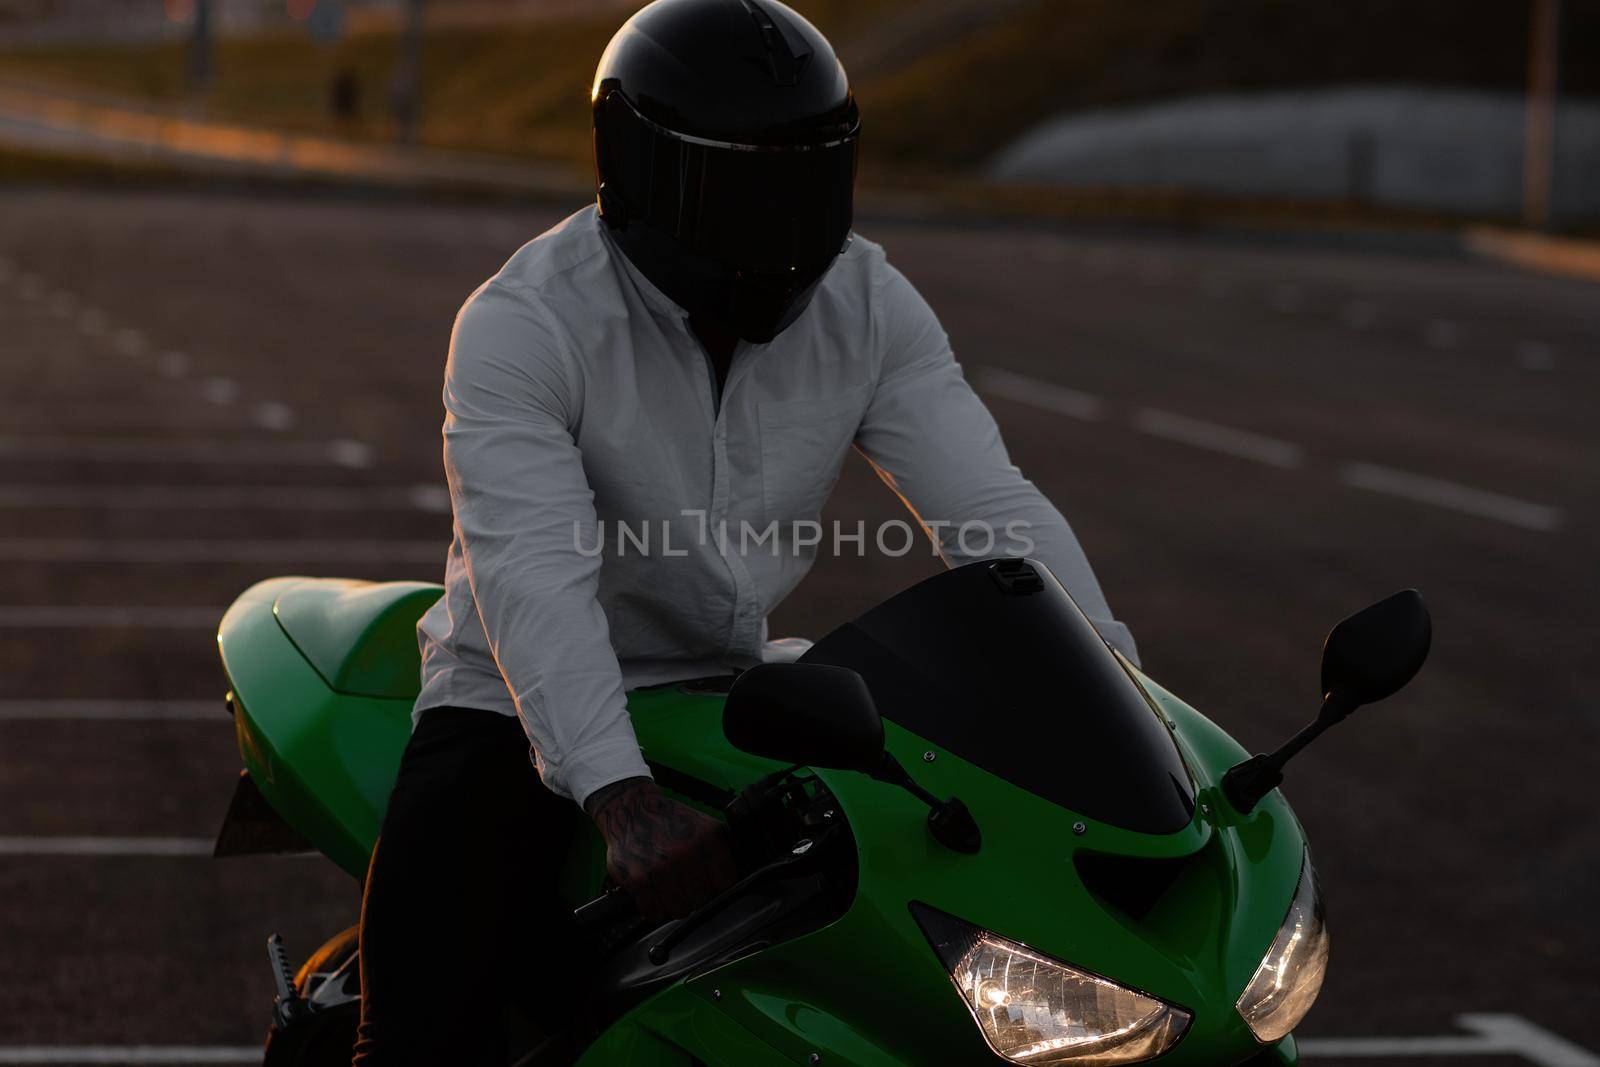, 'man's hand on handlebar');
584,776,738,922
